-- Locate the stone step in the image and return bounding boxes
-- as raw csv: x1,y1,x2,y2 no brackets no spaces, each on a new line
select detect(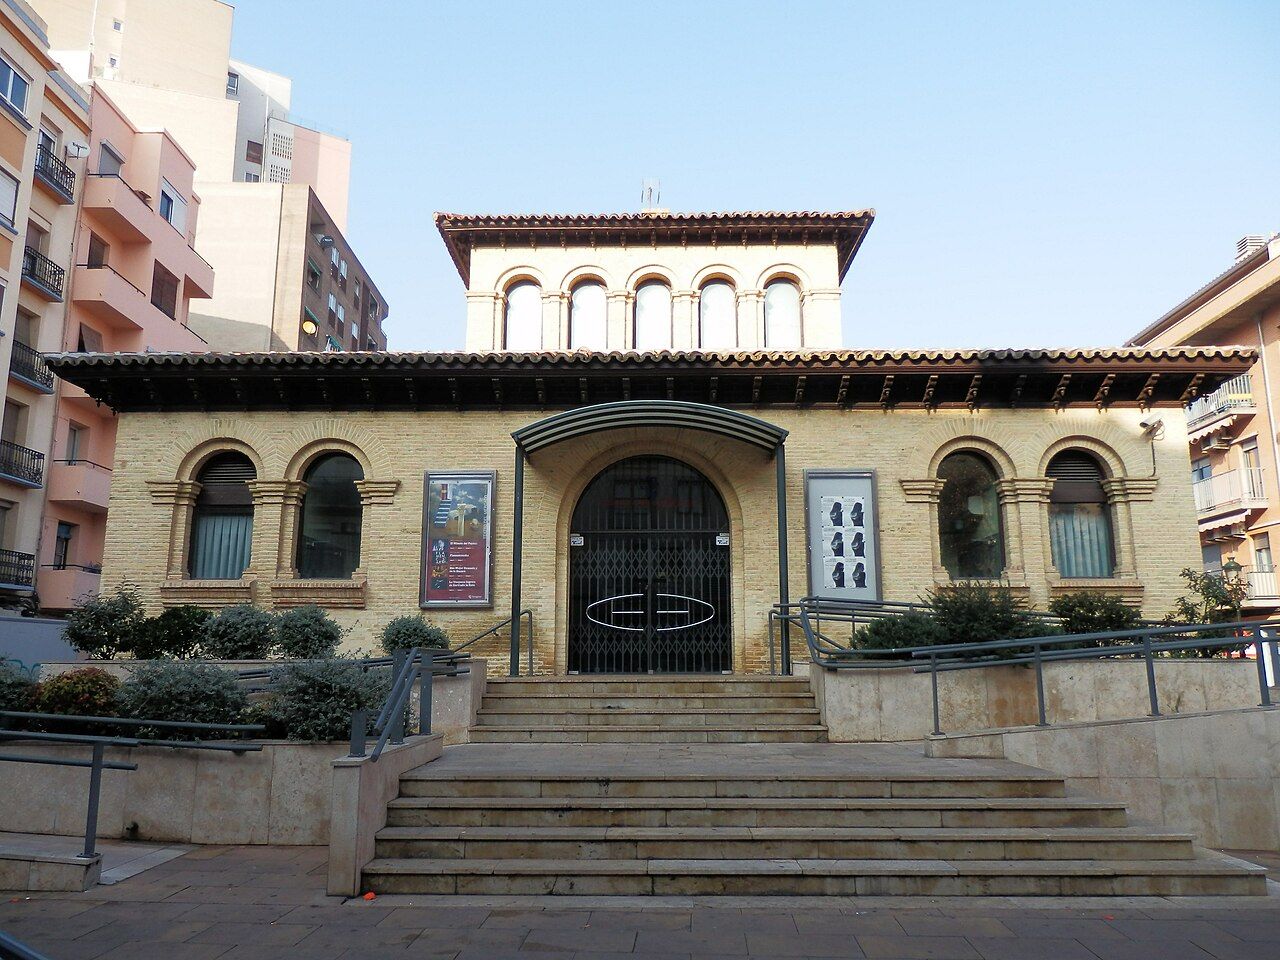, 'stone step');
384,795,1130,829
473,708,823,727
482,693,818,710
486,677,811,696
372,825,1196,862
397,772,1067,800
362,856,1268,897
468,725,828,743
